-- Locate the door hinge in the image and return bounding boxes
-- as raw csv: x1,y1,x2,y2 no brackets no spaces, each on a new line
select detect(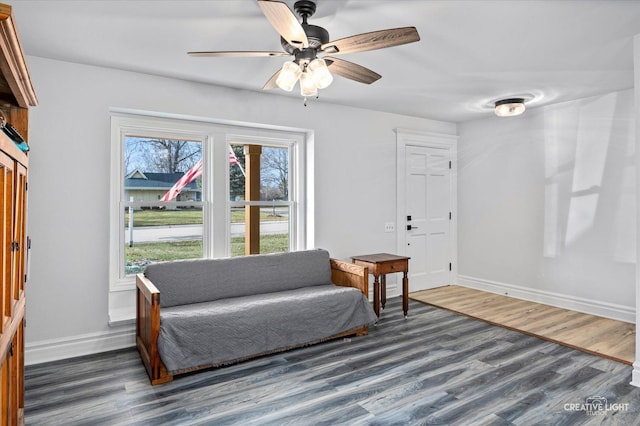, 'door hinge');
11,241,19,252
449,161,452,169
449,212,452,220
449,262,452,271
25,181,28,191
